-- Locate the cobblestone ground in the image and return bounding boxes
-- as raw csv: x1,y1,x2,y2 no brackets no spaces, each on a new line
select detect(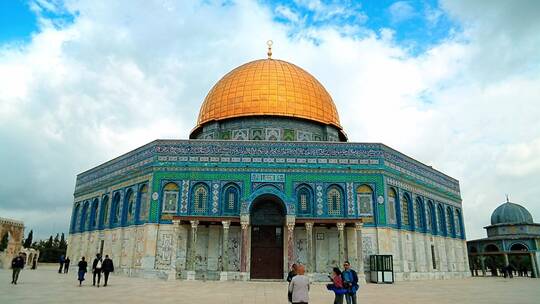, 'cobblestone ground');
1,265,539,304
